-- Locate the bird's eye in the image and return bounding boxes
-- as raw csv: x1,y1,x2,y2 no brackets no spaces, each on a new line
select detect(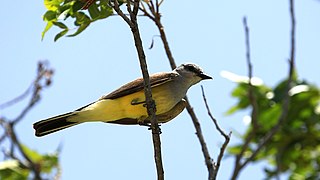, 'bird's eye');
184,64,196,72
